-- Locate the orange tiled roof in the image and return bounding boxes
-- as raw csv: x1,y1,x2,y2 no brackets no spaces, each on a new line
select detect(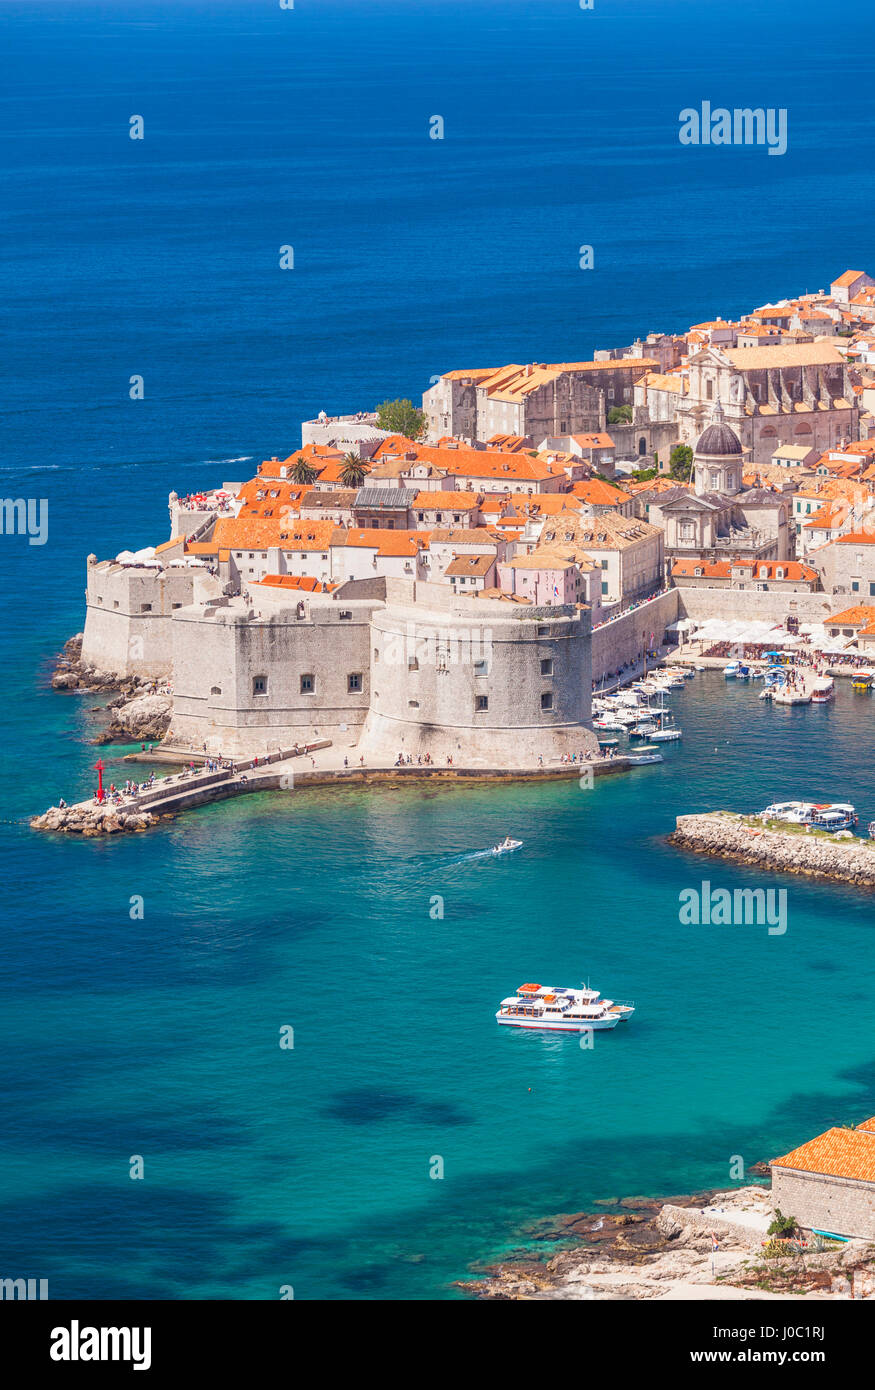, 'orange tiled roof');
832,270,867,288
672,559,818,581
337,528,427,557
370,437,560,483
771,1127,875,1184
571,479,632,506
213,516,336,552
254,574,336,592
826,603,875,626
